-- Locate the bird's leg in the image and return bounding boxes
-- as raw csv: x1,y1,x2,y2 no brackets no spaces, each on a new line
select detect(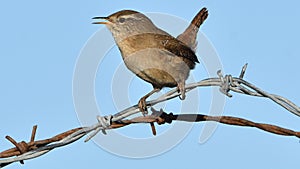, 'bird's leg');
178,82,186,100
138,88,160,115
